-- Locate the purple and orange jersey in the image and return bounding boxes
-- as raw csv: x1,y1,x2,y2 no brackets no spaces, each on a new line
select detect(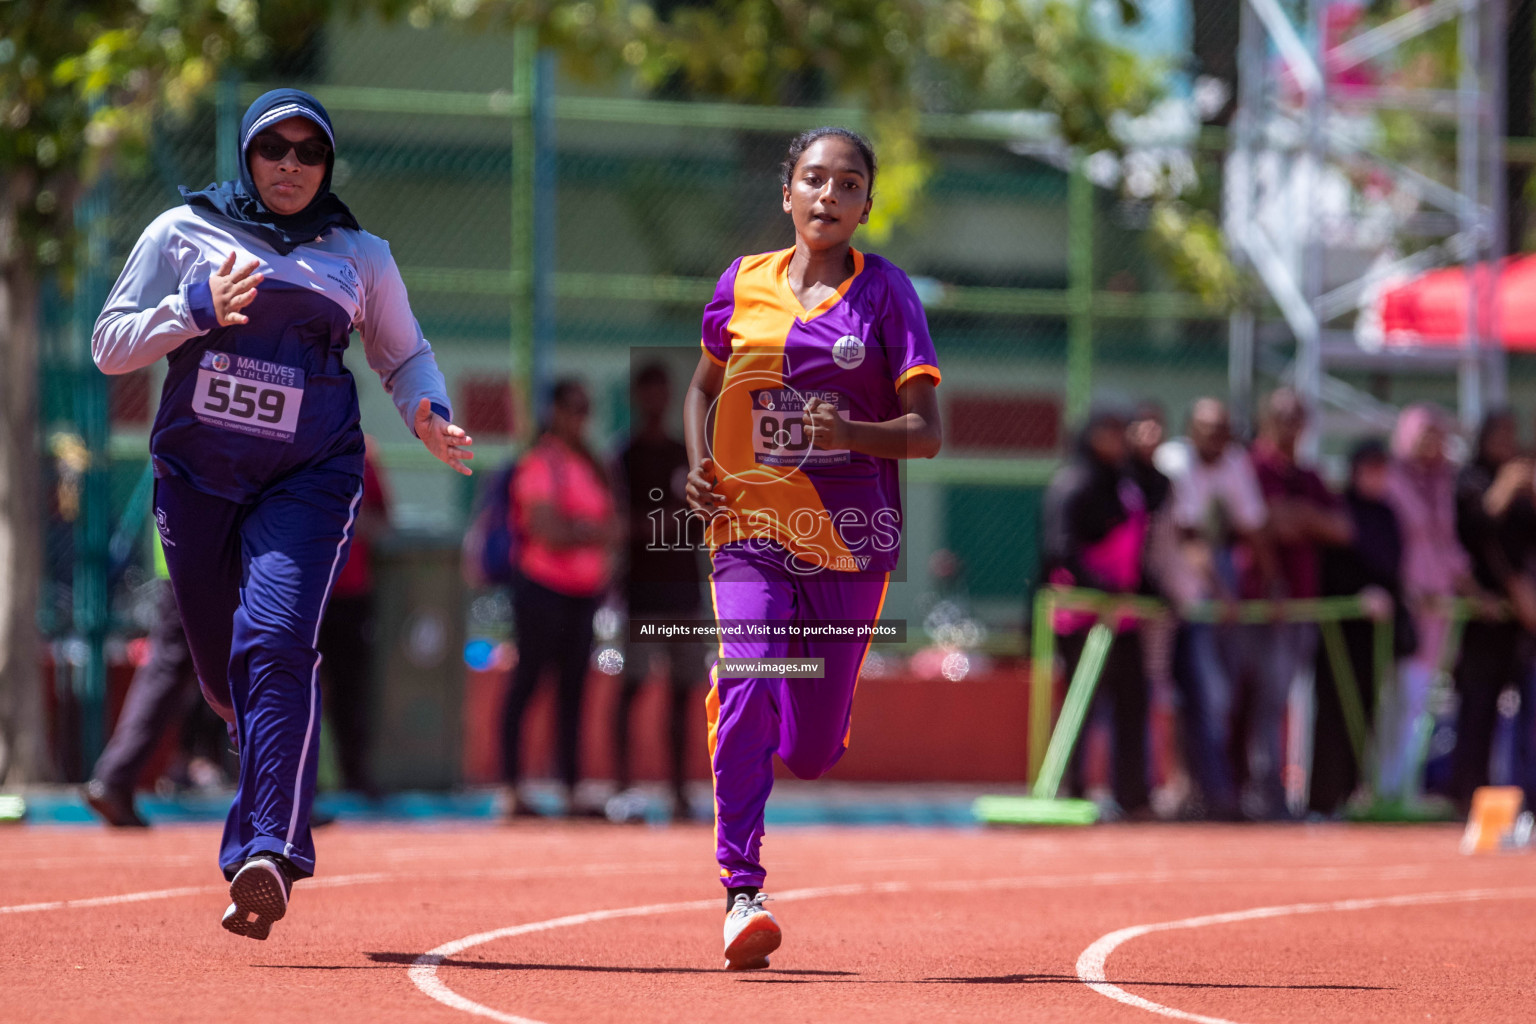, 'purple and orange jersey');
700,247,941,574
